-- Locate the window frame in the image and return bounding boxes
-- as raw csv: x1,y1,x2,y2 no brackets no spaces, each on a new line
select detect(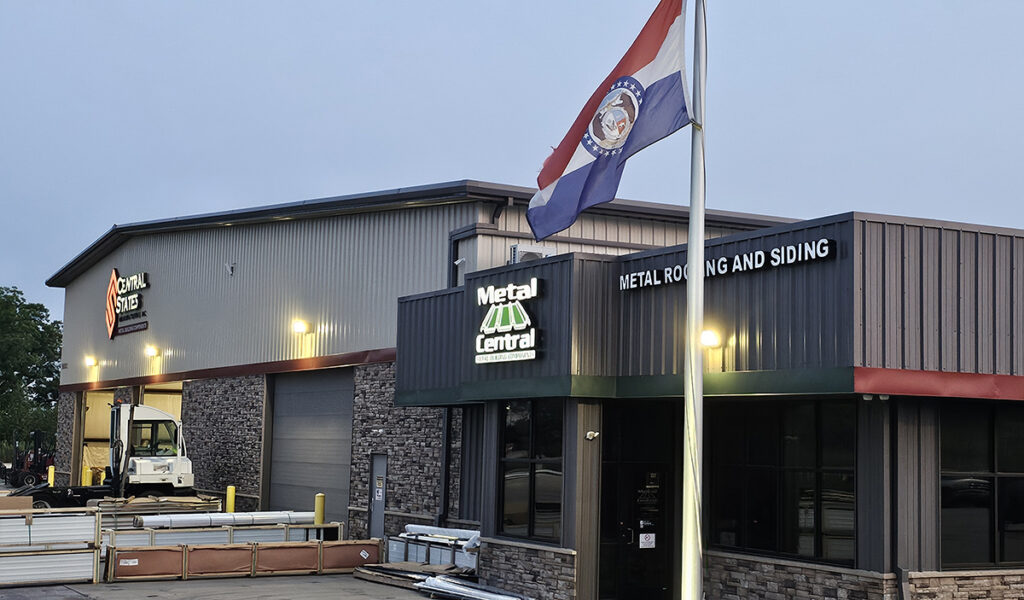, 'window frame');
939,401,1024,569
497,399,564,543
707,397,857,566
